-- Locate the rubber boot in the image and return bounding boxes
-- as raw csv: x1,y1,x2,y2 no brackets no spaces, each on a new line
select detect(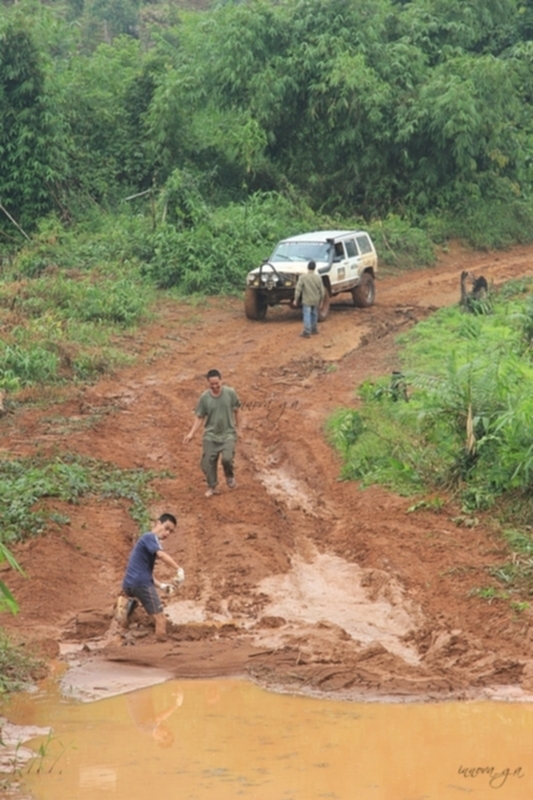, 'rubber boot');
126,598,138,619
118,597,138,629
154,613,167,641
116,595,132,628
